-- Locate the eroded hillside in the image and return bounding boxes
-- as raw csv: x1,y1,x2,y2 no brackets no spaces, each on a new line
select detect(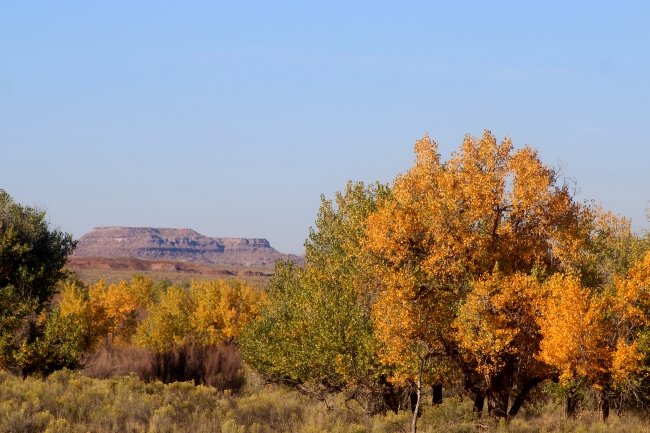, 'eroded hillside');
73,226,304,267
